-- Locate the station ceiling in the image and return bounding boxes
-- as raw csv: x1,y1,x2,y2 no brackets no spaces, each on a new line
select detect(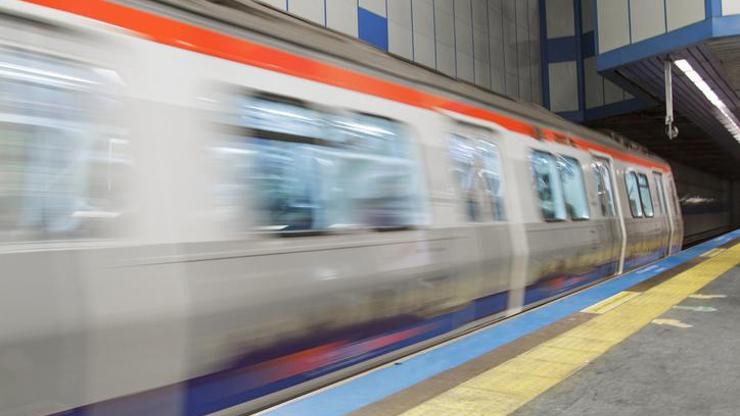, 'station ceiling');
585,107,739,179
601,38,740,180
707,36,740,99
